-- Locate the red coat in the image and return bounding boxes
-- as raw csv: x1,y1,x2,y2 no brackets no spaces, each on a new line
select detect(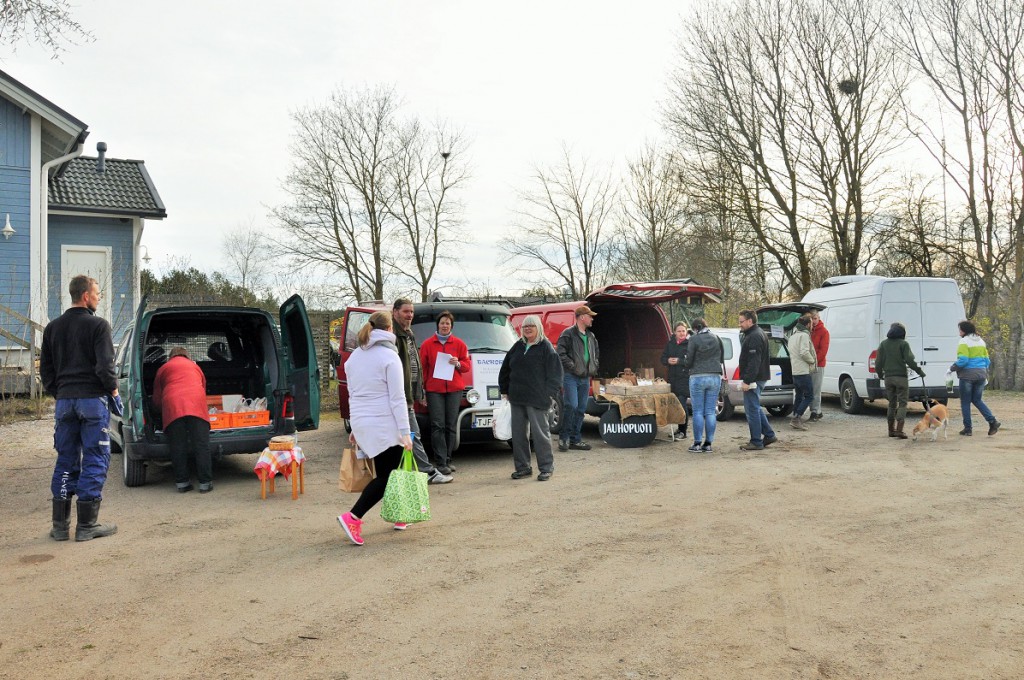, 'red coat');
153,356,209,426
811,321,830,367
419,334,470,394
